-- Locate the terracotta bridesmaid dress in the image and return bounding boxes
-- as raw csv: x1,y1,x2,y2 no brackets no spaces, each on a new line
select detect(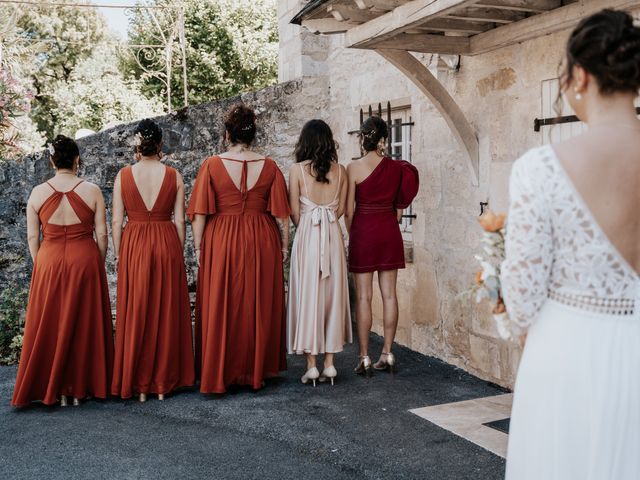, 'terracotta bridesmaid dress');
187,156,290,393
12,181,114,407
111,166,195,399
